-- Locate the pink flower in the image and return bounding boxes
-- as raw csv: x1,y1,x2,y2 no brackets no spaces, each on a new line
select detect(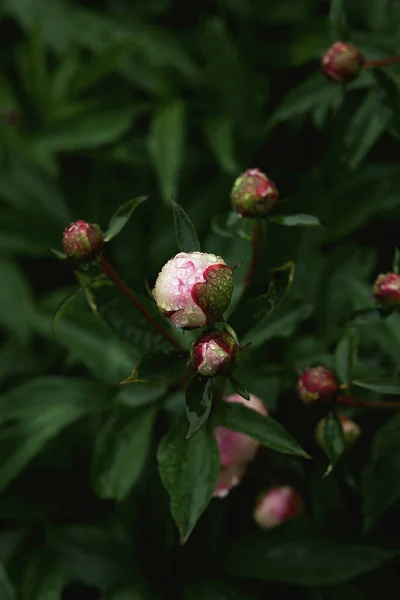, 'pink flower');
153,252,233,329
296,366,338,405
191,330,239,377
254,486,304,529
321,42,364,83
213,393,268,498
231,168,279,217
62,220,104,262
373,273,400,307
